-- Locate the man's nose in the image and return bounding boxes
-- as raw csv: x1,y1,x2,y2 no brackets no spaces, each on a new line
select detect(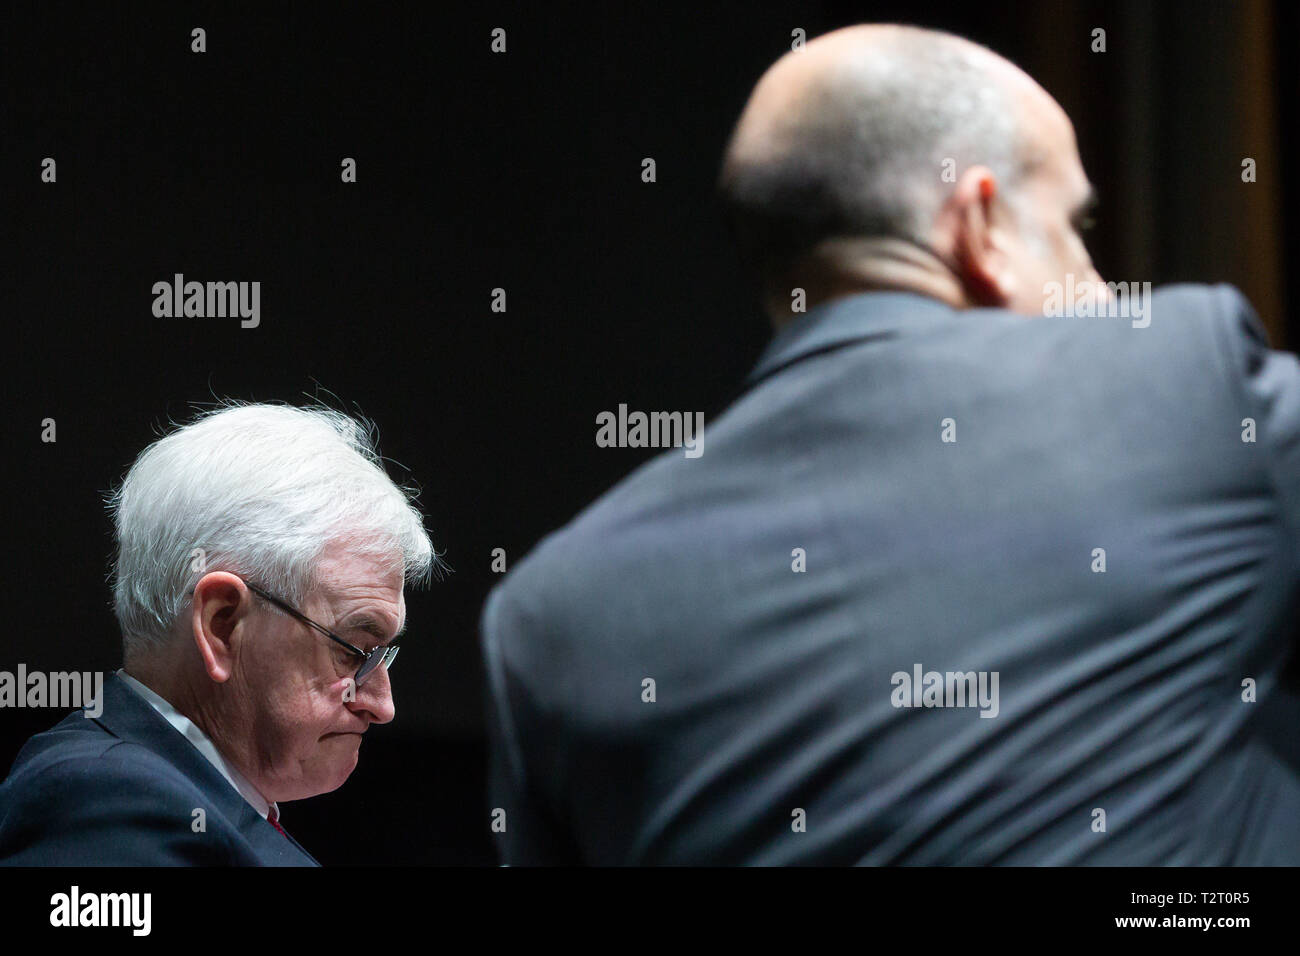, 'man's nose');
350,664,396,724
